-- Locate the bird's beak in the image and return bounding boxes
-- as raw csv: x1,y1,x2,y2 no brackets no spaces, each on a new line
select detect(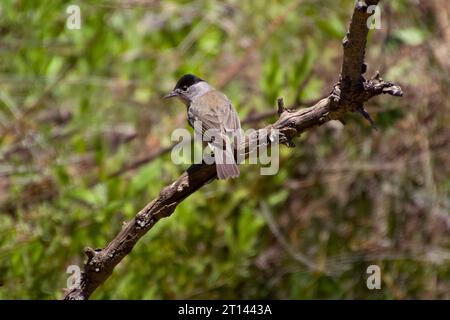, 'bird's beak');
163,90,178,100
